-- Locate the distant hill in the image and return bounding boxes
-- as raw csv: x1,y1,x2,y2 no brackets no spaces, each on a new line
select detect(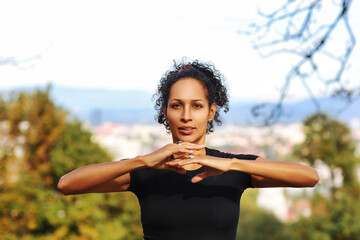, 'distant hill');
1,85,359,126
